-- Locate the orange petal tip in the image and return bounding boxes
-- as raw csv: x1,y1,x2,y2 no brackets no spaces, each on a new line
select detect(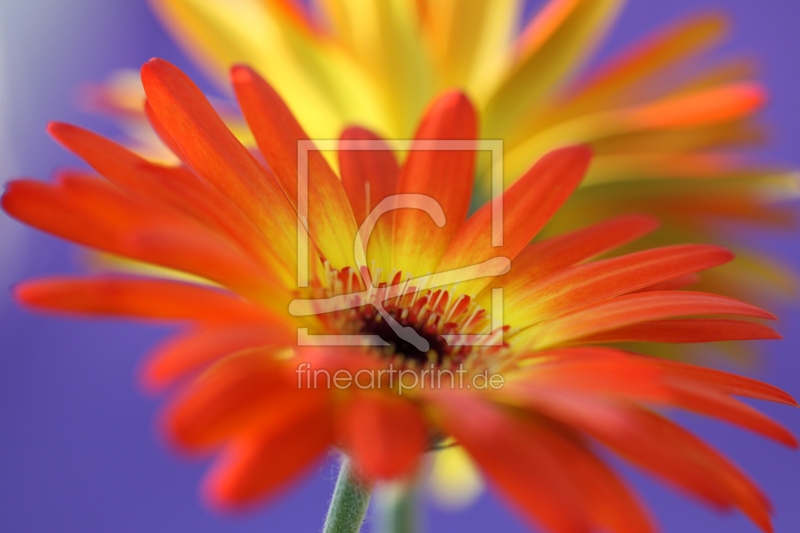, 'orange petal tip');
45,121,68,136
437,90,472,107
536,144,594,182
704,244,735,263
230,64,259,84
760,310,779,321
200,475,243,514
140,58,178,84
9,281,46,309
558,143,594,161
620,213,662,232
740,83,769,108
11,281,29,302
424,90,476,121
340,125,382,141
46,122,88,149
136,362,167,395
11,280,64,308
